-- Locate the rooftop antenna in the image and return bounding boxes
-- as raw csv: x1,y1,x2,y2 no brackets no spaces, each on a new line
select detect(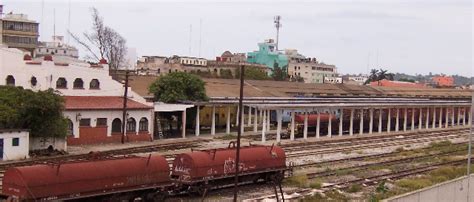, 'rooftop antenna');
274,15,282,51
199,19,202,57
67,0,71,44
188,24,192,55
376,49,379,69
367,52,371,74
41,0,44,40
53,8,56,38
